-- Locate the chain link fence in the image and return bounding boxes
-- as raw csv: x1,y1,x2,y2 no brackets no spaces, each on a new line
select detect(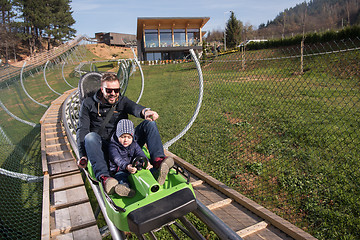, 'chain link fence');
0,43,87,239
0,37,359,239
127,38,360,239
